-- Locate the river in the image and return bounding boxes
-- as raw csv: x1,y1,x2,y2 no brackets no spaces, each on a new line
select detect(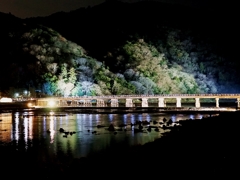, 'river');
0,110,218,158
